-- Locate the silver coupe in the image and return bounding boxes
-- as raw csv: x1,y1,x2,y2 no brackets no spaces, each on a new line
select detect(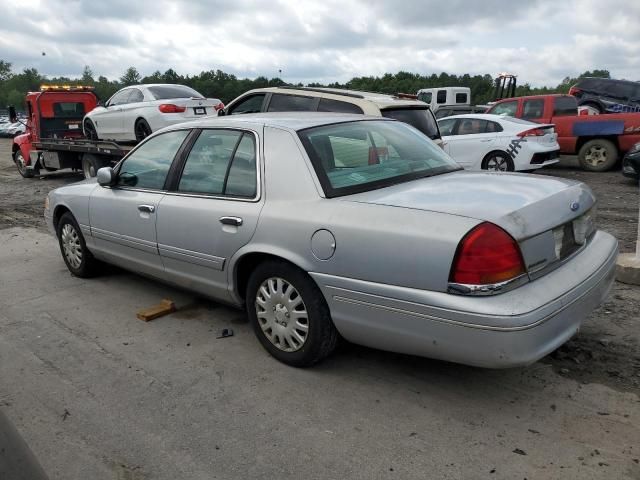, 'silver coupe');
45,113,618,368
